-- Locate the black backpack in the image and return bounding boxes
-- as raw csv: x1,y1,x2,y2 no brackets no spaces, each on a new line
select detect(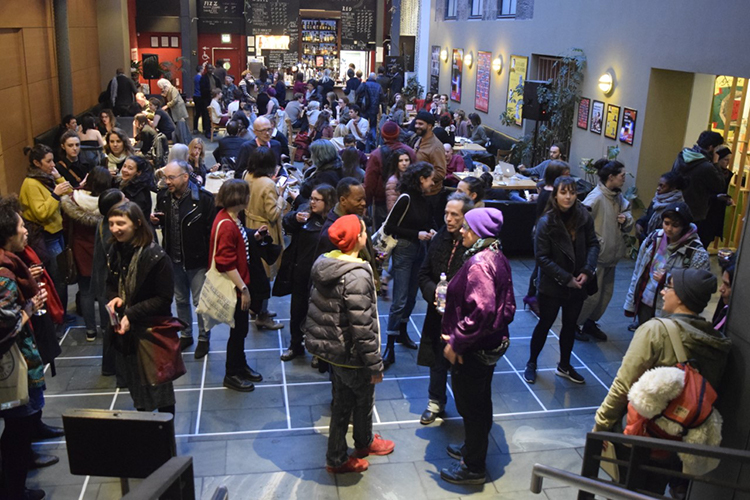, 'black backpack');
356,84,371,112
